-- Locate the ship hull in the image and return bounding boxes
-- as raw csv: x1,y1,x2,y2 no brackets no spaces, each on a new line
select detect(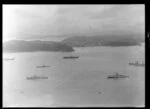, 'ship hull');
129,63,144,67
26,76,48,80
107,76,129,79
63,57,79,59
